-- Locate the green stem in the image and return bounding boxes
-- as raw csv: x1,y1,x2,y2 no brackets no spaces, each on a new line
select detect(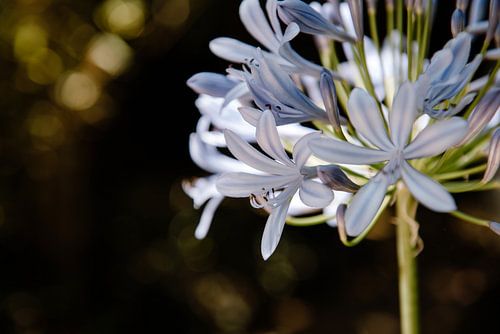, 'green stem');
368,8,380,51
286,214,334,226
407,8,413,81
417,0,432,74
396,184,419,334
432,164,487,181
449,210,491,228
